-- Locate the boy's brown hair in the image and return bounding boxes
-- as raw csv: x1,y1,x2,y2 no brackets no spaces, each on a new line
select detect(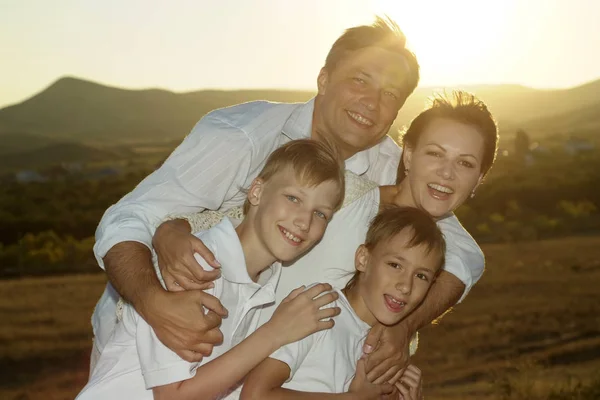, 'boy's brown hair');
243,139,346,214
344,206,446,291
